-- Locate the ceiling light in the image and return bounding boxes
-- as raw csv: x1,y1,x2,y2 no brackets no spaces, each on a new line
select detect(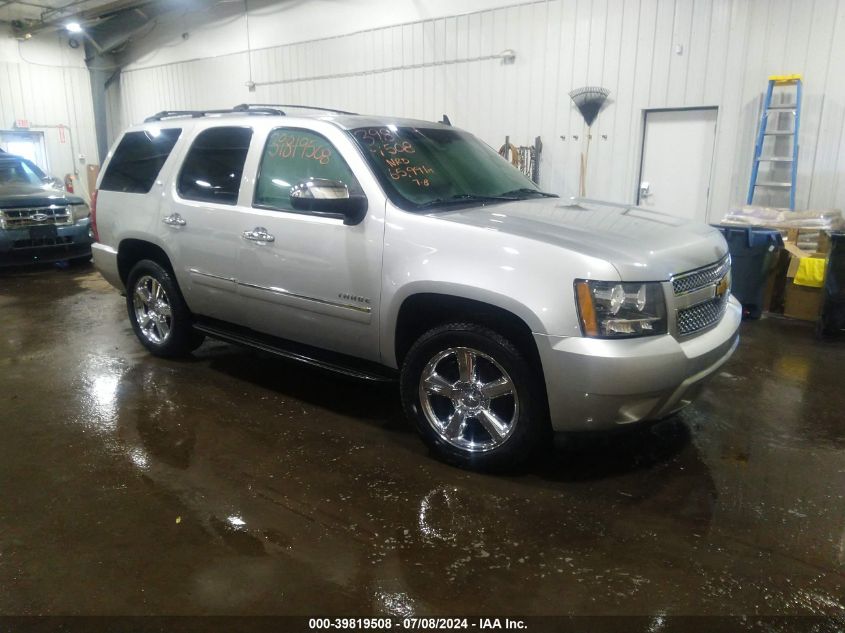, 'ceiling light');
66,22,82,33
